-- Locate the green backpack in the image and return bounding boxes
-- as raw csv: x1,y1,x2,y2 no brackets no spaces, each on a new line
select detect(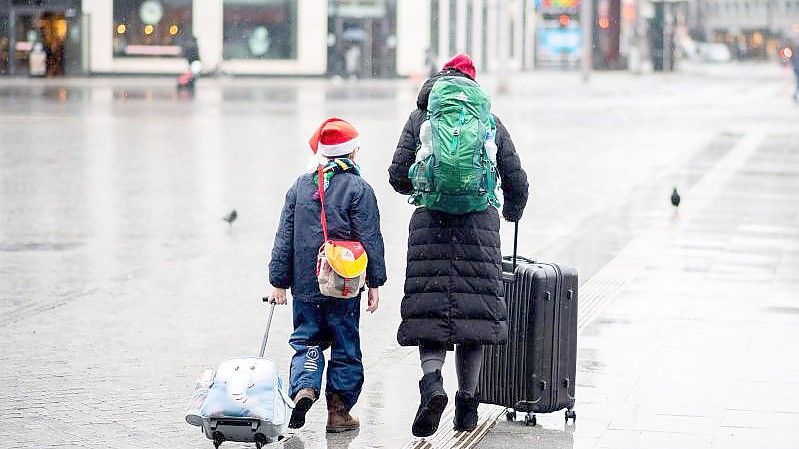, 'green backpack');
409,76,500,214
